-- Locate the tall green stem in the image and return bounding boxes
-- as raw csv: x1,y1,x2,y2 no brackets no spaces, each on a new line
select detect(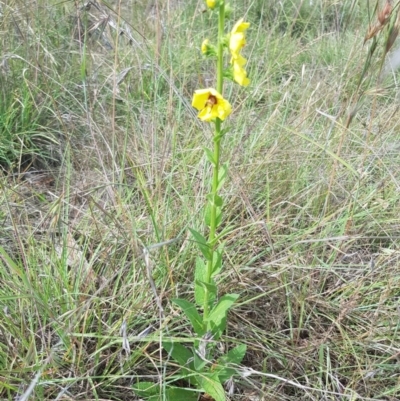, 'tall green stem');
203,3,225,323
